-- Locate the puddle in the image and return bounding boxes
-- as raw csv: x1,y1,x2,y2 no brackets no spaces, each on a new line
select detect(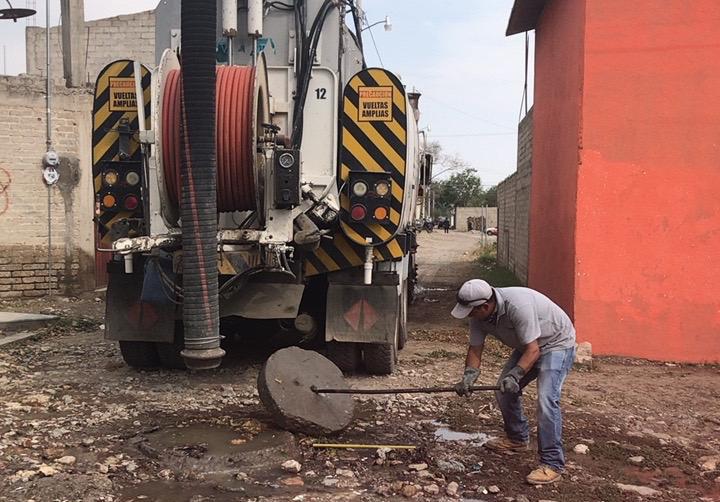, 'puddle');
122,423,301,500
429,420,492,445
